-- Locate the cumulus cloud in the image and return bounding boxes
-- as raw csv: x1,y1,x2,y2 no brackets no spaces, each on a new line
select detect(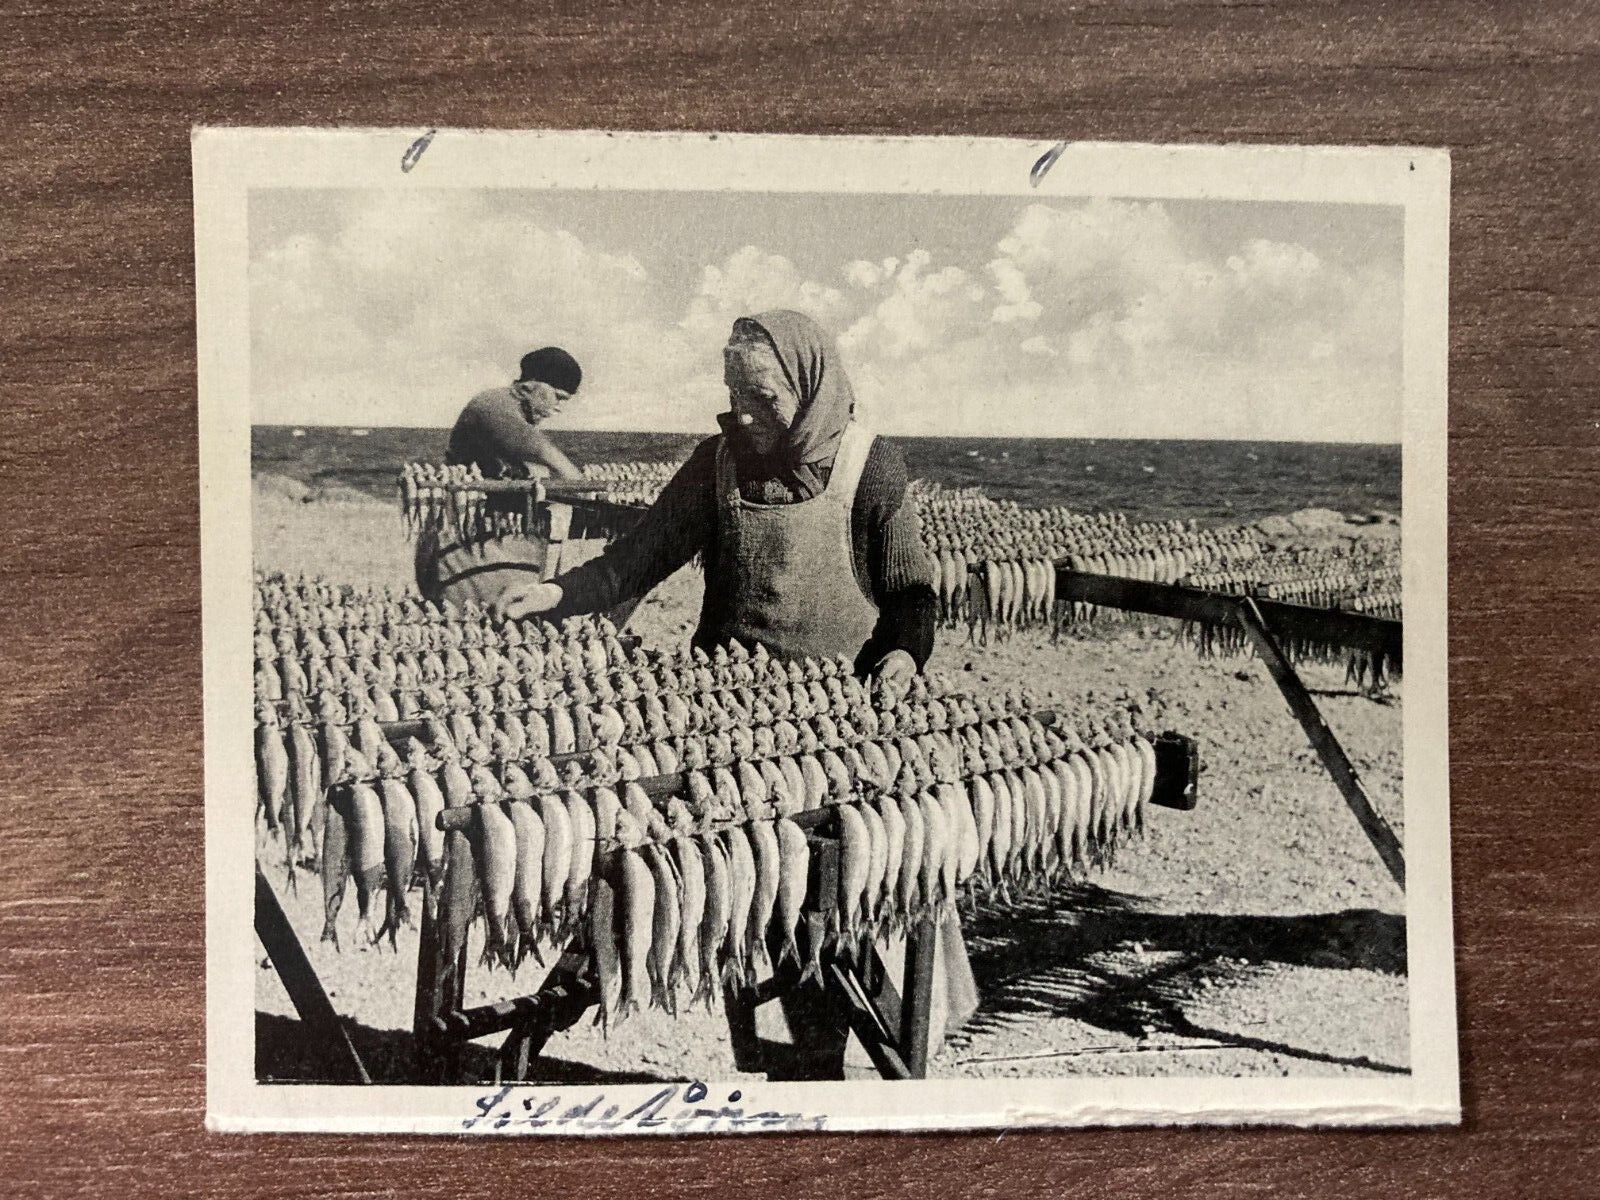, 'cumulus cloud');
251,194,1401,441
